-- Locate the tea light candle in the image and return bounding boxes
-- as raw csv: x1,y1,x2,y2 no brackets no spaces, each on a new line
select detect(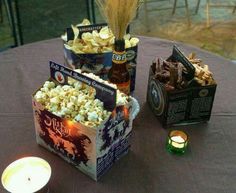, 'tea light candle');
171,135,185,148
166,130,188,154
1,157,51,193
